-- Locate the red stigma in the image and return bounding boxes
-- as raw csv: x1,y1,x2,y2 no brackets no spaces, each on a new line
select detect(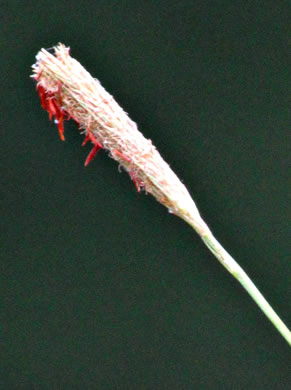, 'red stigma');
35,81,104,162
36,81,67,141
83,131,103,166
